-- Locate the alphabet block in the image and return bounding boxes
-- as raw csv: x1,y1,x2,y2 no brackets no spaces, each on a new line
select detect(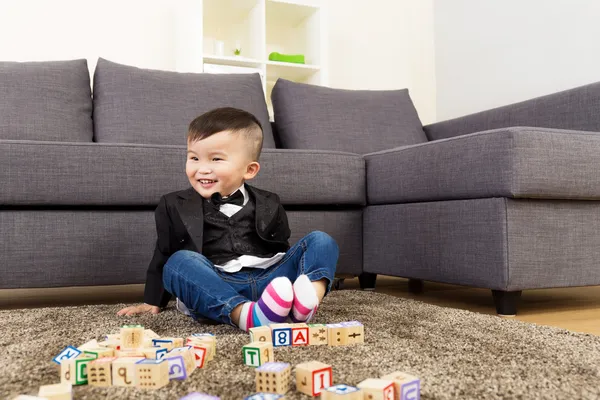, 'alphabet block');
112,357,145,386
307,324,328,346
291,323,309,346
140,347,168,360
11,396,48,400
255,362,291,394
52,345,82,365
104,333,120,341
340,321,365,345
244,394,285,400
83,347,115,359
188,334,216,360
243,342,274,367
38,383,72,400
321,384,363,399
191,345,208,368
115,349,146,357
381,372,420,400
152,338,175,351
135,358,170,389
180,393,221,400
165,354,188,380
60,354,96,385
98,339,120,349
270,324,292,347
120,325,144,349
357,378,395,400
144,329,160,338
77,339,99,350
169,347,196,376
249,326,272,344
88,357,117,387
326,323,347,346
295,361,333,397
